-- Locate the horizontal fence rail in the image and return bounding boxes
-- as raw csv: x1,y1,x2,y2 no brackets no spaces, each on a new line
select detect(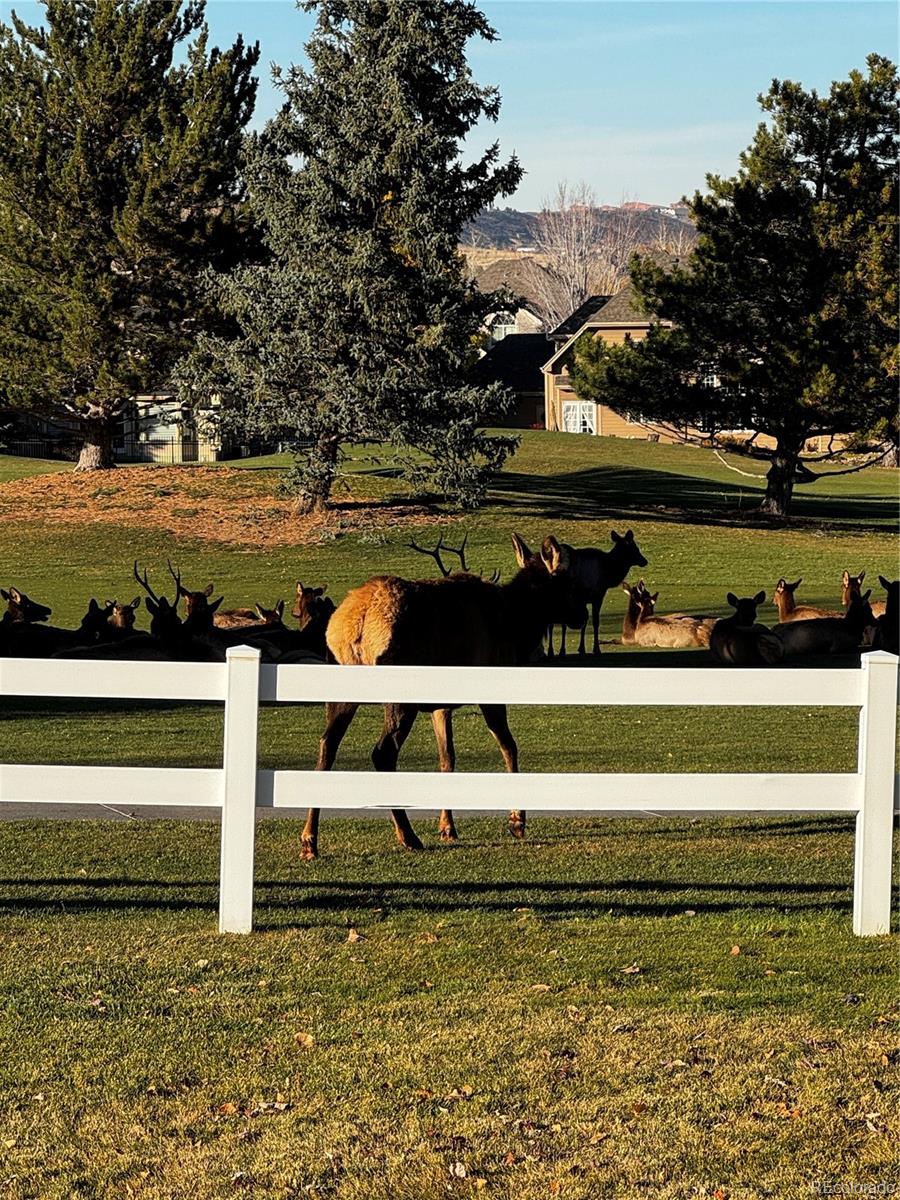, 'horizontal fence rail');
0,649,896,937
